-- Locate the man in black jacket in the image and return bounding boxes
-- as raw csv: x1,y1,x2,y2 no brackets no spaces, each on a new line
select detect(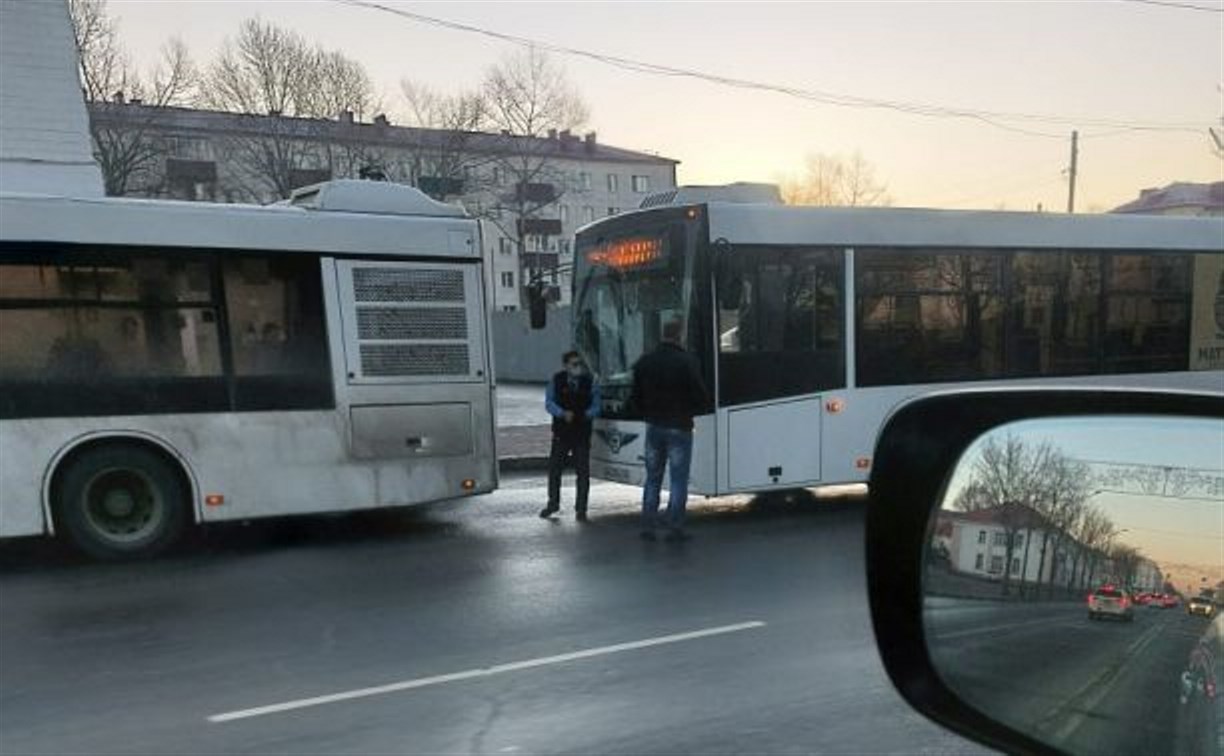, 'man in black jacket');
540,351,600,521
629,318,711,541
